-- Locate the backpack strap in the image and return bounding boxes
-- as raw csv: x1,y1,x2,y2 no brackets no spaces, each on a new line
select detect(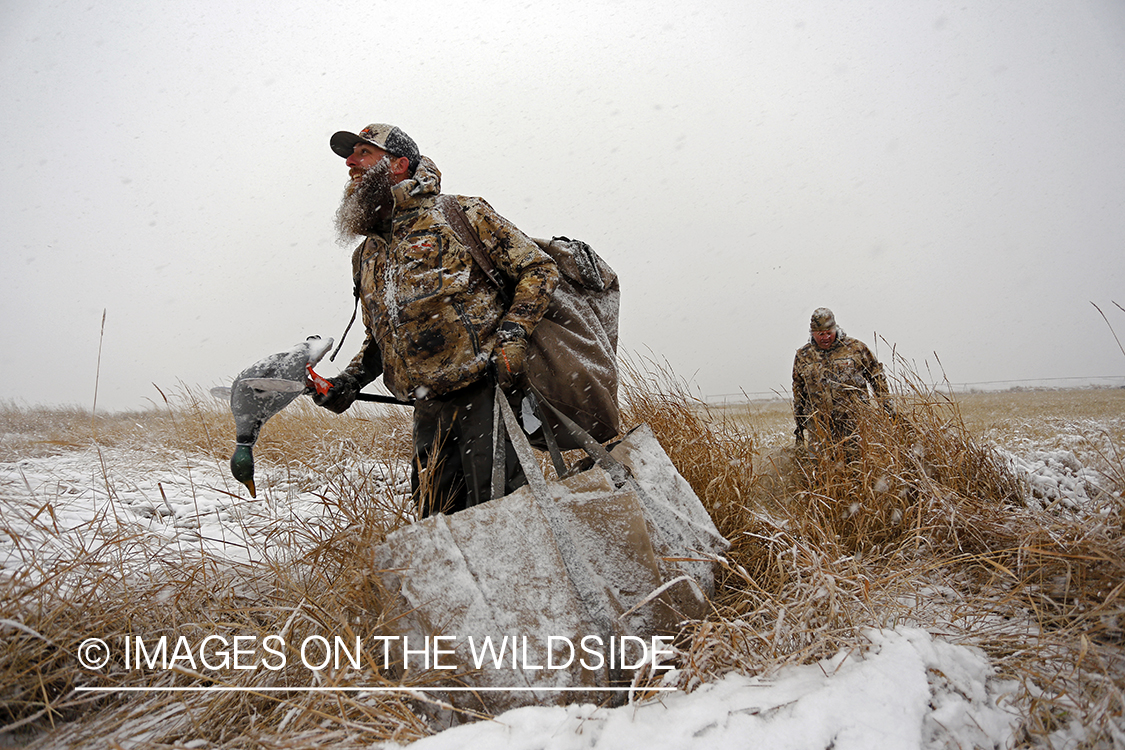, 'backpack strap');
437,194,512,306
